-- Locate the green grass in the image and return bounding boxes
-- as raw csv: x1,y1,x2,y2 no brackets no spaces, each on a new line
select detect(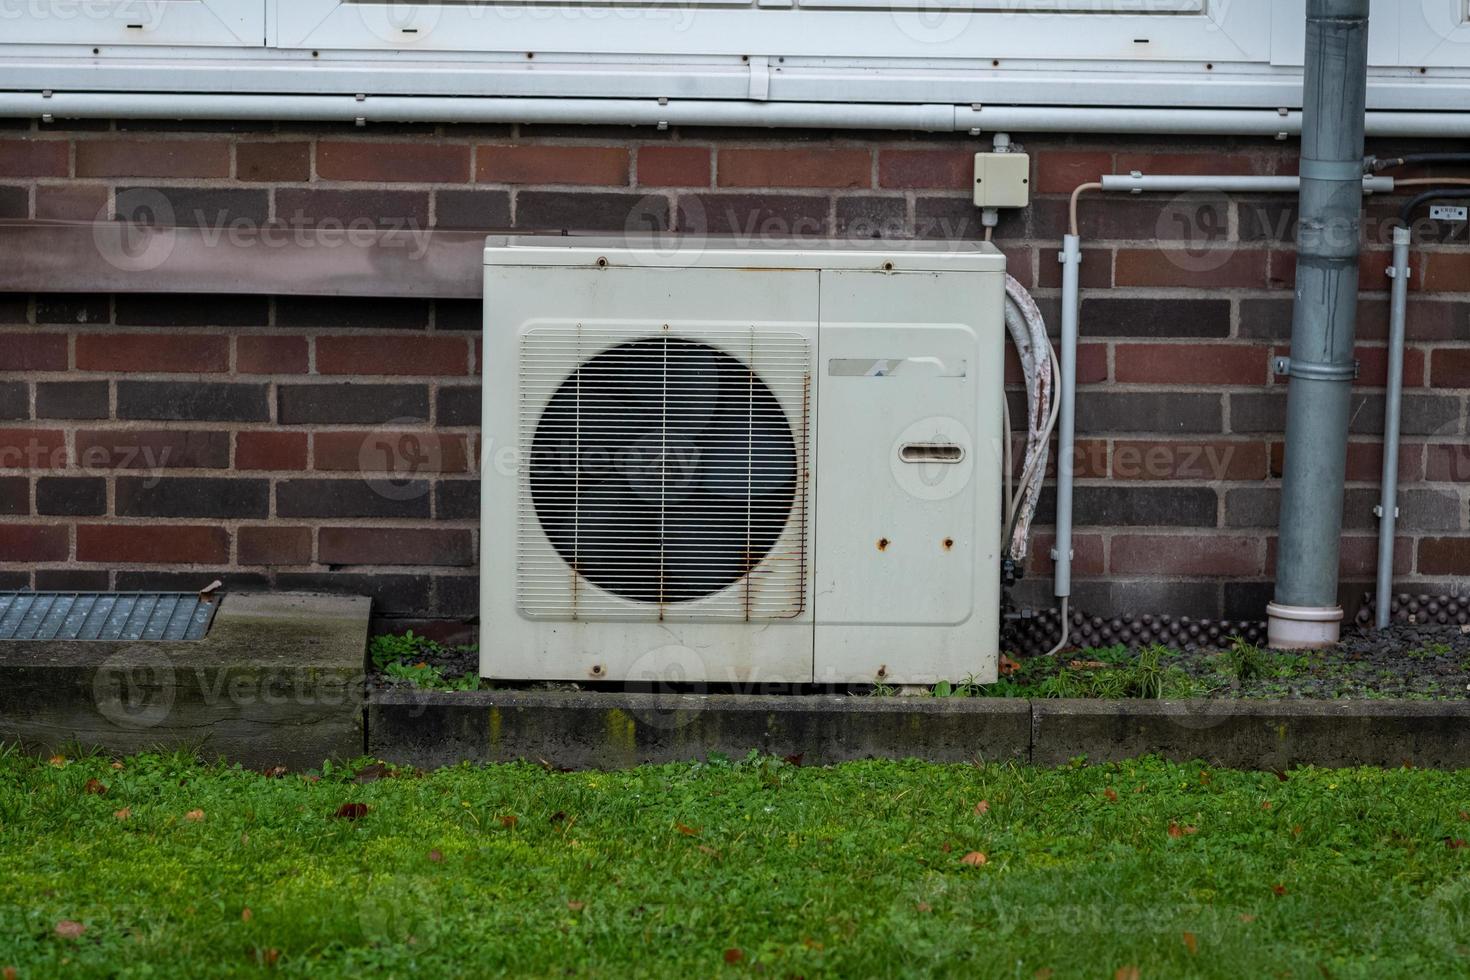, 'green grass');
3,750,1469,977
